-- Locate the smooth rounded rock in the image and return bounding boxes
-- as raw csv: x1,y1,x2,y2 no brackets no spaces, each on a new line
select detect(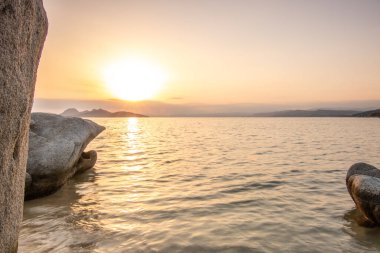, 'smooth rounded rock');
347,163,380,226
25,113,105,200
346,162,380,184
